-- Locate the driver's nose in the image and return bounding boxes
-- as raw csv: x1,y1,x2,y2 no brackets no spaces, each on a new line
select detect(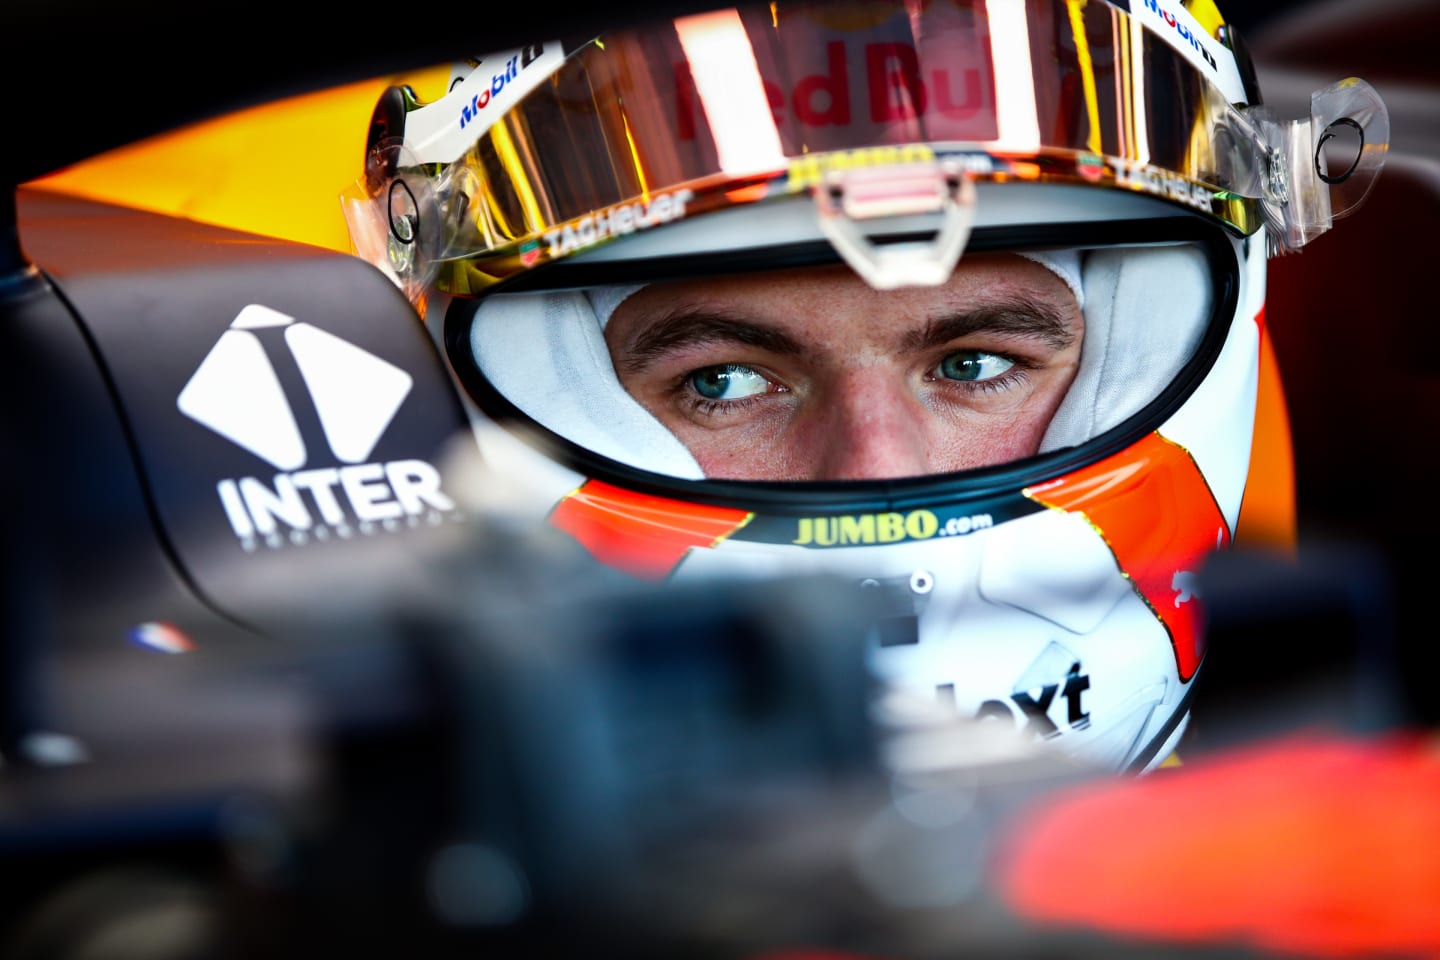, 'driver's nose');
806,372,932,480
